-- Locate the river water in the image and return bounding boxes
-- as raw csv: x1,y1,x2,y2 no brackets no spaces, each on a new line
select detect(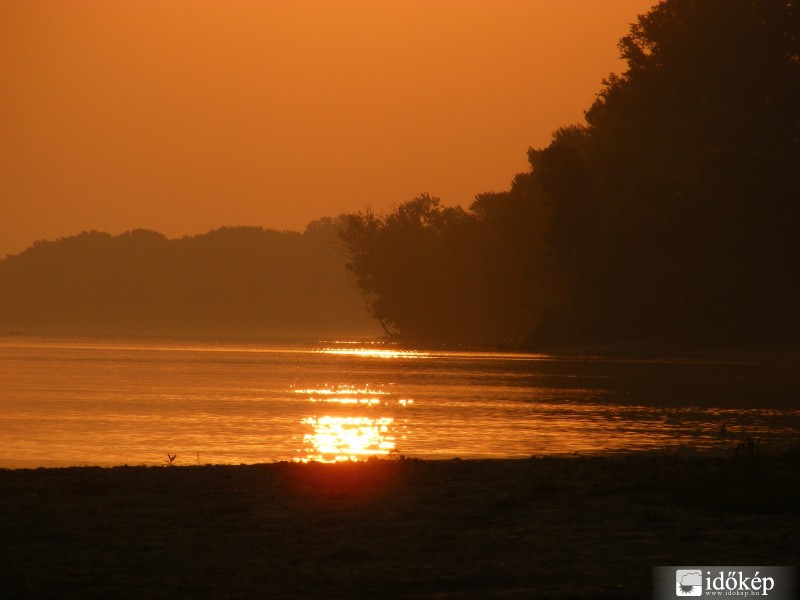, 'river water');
1,336,798,468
